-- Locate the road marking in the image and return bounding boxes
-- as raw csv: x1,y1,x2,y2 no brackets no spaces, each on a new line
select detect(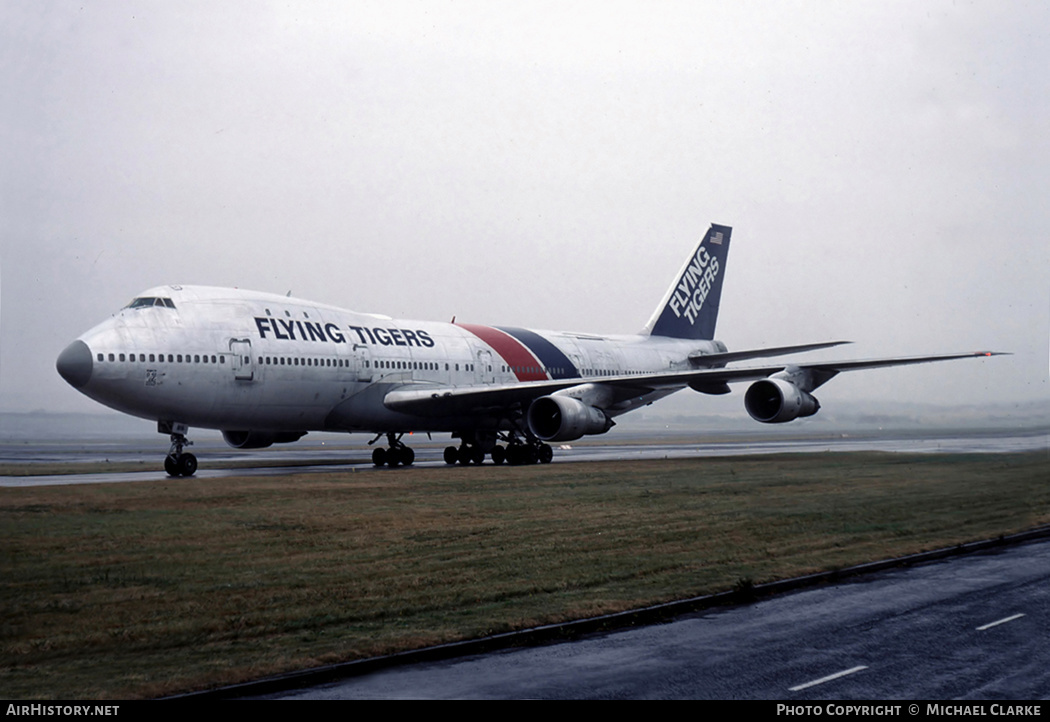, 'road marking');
789,665,868,692
976,613,1025,631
